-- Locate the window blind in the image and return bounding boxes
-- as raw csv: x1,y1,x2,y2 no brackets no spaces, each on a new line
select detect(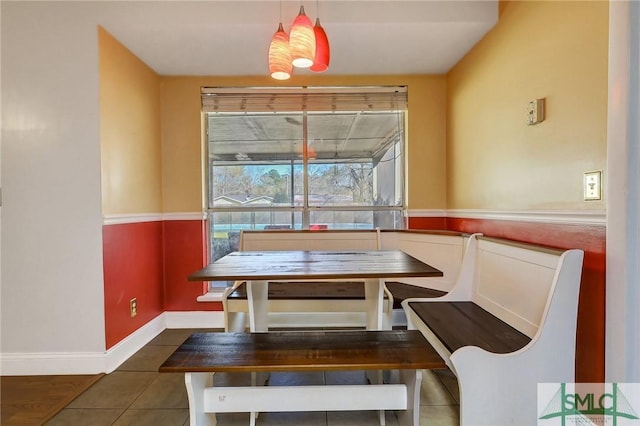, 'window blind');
201,86,408,113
